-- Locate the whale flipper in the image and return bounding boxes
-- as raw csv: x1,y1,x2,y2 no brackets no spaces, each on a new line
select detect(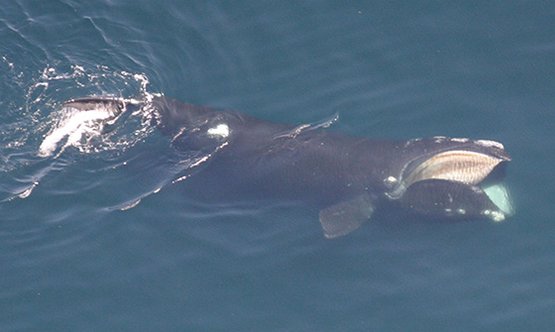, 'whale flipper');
319,193,375,239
